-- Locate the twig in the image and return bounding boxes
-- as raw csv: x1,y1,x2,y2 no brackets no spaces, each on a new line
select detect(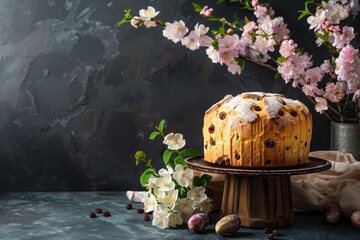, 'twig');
337,104,344,123
246,58,278,72
356,100,360,123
